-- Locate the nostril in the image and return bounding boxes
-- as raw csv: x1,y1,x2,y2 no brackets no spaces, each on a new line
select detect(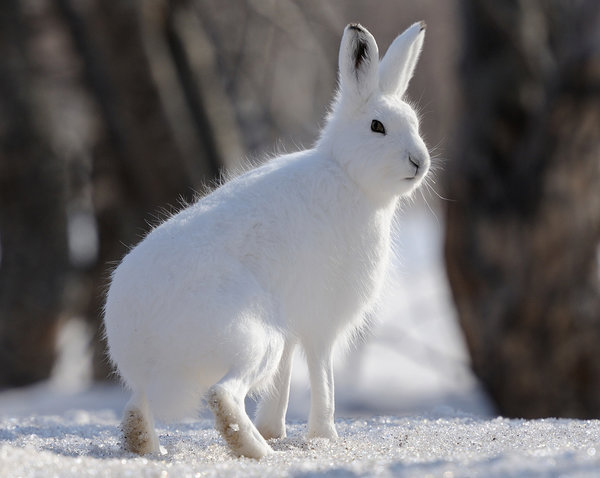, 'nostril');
408,155,419,171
